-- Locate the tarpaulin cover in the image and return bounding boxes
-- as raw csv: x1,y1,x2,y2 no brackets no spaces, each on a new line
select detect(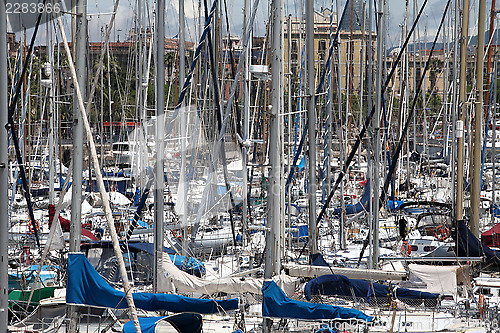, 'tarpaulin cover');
310,253,329,267
304,274,438,301
333,179,370,215
158,253,298,296
127,242,205,276
408,264,459,294
262,280,373,322
66,253,238,313
49,204,96,240
298,156,306,171
122,313,202,333
481,217,500,247
48,204,71,231
453,220,500,266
